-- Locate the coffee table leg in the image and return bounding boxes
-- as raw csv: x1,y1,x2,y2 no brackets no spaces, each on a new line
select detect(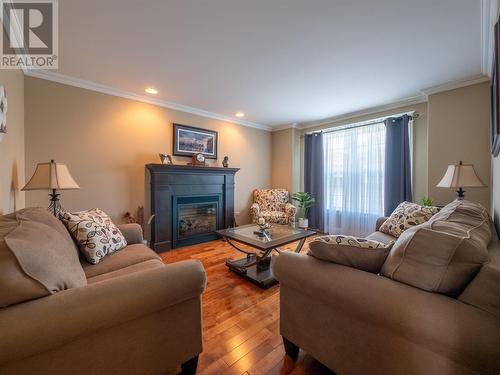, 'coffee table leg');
294,238,306,253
